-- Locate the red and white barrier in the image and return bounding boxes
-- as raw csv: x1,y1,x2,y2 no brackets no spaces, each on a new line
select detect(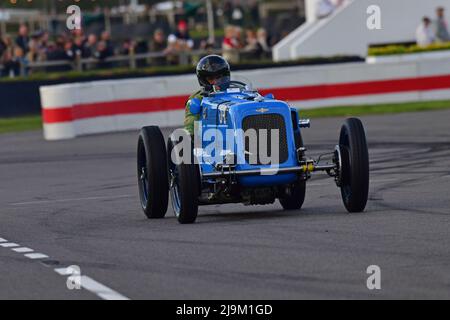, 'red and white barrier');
40,57,450,140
